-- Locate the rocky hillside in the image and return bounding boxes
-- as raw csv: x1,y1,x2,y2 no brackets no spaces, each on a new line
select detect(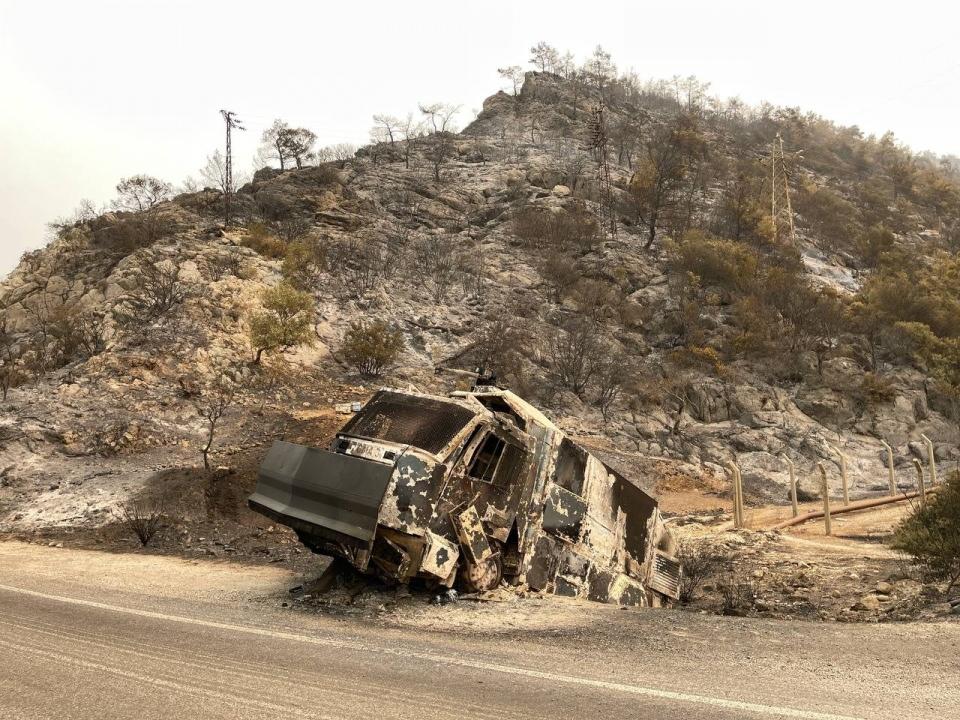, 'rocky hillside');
2,62,959,536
